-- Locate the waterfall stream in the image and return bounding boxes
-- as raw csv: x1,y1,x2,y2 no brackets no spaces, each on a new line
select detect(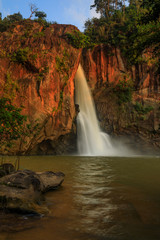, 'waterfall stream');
75,64,120,156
